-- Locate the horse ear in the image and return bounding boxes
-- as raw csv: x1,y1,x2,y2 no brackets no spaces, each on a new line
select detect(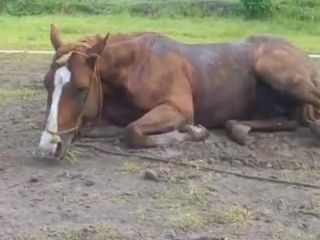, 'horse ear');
88,32,110,56
86,33,110,69
50,24,64,51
